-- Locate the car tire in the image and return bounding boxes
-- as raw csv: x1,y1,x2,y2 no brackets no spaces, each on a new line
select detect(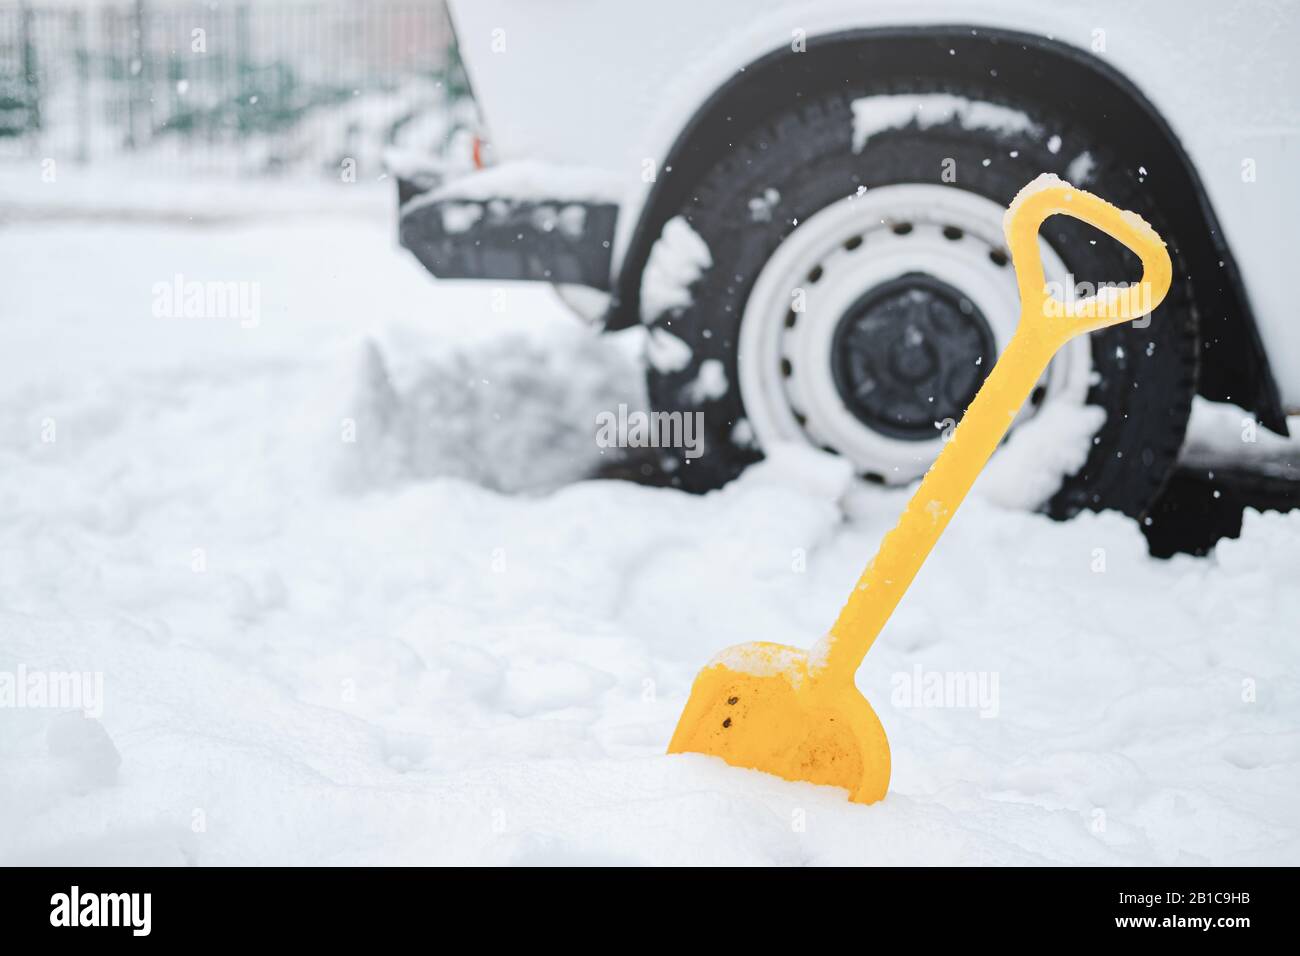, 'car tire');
641,85,1198,519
